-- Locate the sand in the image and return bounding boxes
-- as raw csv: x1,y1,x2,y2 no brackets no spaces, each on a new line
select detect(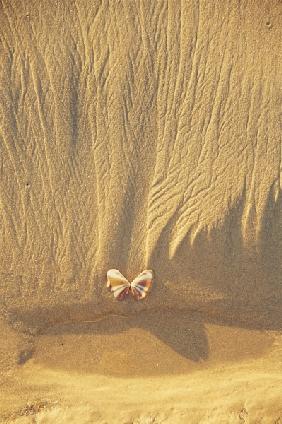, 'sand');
0,312,282,423
0,0,281,422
